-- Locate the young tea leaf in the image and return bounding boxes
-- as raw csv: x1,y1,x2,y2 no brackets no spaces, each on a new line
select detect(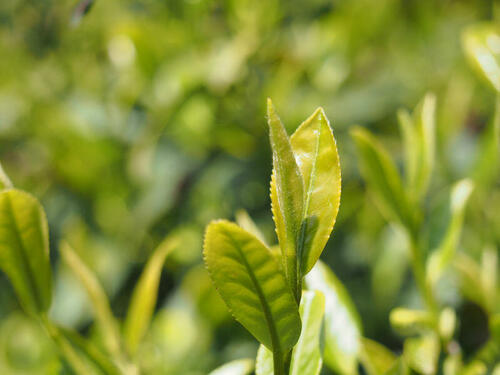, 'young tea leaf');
0,189,52,315
255,344,273,375
236,209,268,245
305,261,362,375
360,338,397,375
351,127,416,234
60,242,122,359
403,333,439,375
203,220,301,352
389,308,434,336
208,358,254,375
124,235,179,355
290,107,341,276
268,98,305,298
